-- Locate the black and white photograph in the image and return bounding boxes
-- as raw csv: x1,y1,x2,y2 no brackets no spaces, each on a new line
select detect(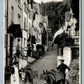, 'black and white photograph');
4,0,80,84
